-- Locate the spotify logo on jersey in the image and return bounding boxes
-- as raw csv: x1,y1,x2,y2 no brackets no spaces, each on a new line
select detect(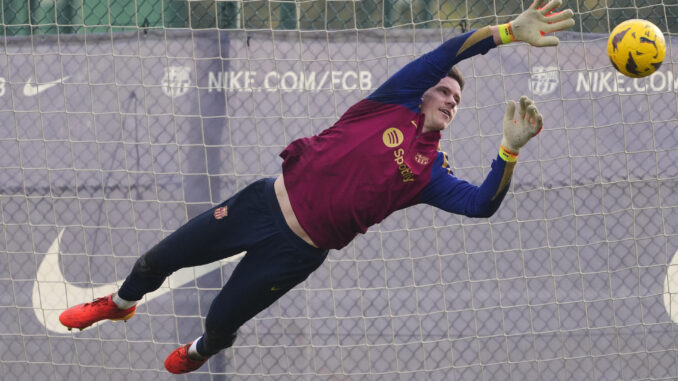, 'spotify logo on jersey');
382,127,404,148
